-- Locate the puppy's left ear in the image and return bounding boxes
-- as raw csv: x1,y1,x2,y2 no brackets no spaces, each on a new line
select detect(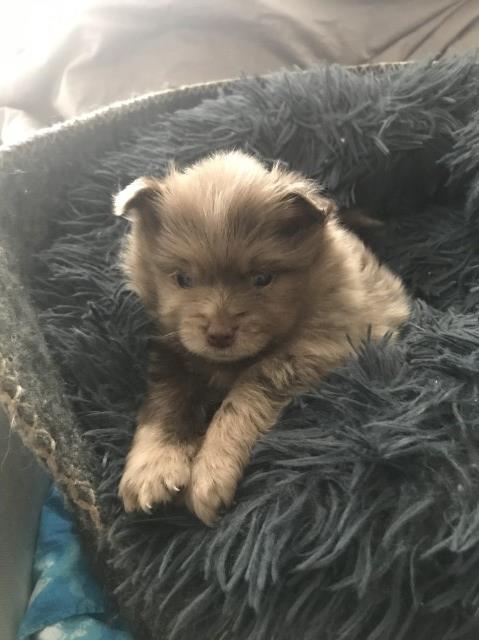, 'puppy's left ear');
278,191,336,238
113,177,163,224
